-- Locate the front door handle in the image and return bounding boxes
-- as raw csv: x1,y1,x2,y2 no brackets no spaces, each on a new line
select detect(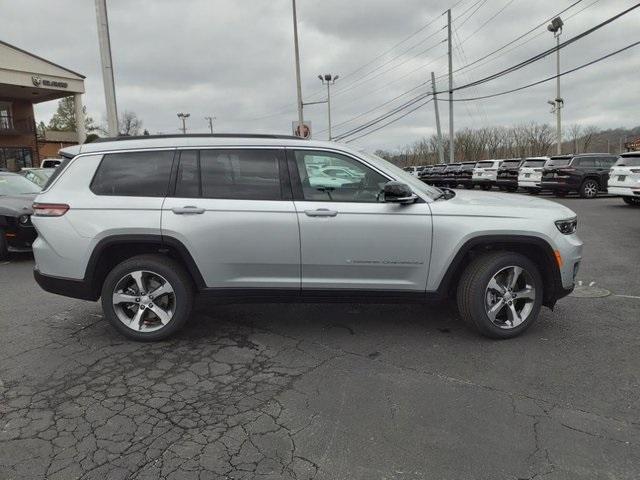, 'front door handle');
171,206,205,215
304,208,338,217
